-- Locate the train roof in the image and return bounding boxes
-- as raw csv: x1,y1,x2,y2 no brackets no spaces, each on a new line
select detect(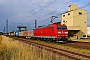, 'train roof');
34,22,66,30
